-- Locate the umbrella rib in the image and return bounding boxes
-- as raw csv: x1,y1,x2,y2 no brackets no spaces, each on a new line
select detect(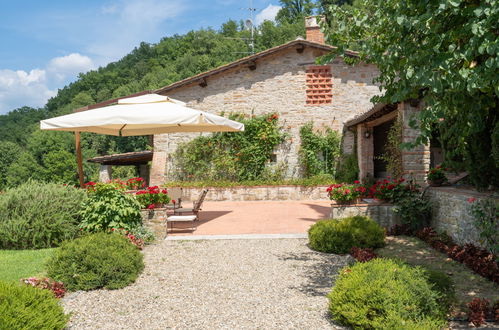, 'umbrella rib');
119,124,127,137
